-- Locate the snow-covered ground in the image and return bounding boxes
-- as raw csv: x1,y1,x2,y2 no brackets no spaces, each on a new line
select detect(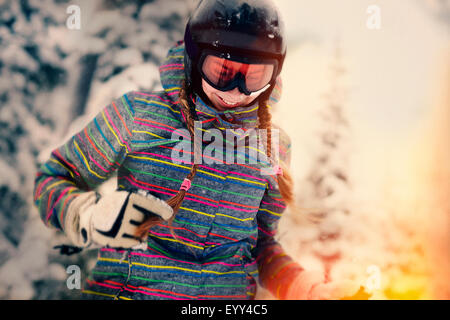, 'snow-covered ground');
0,0,448,299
